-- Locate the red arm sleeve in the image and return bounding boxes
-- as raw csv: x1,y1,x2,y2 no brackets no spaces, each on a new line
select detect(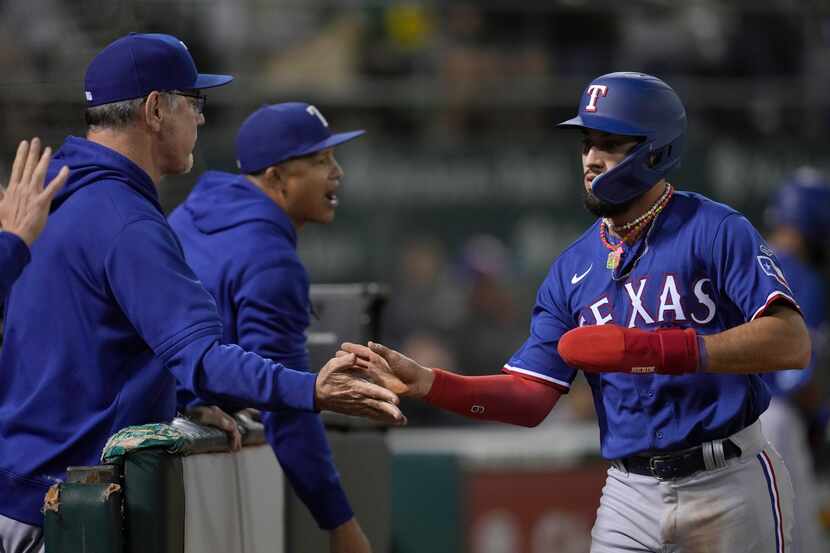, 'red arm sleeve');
423,369,561,427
